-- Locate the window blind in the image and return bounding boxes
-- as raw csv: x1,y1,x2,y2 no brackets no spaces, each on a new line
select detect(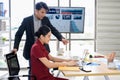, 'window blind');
96,0,120,59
